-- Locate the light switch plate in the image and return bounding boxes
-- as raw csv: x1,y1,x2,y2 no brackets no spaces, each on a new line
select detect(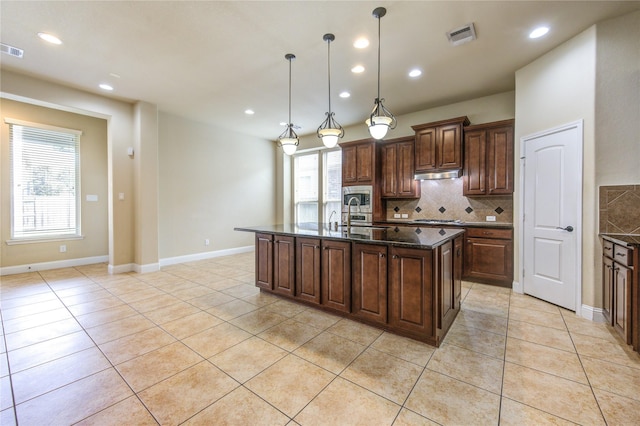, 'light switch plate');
486,215,496,222
86,194,98,202
393,213,401,218
401,214,409,219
